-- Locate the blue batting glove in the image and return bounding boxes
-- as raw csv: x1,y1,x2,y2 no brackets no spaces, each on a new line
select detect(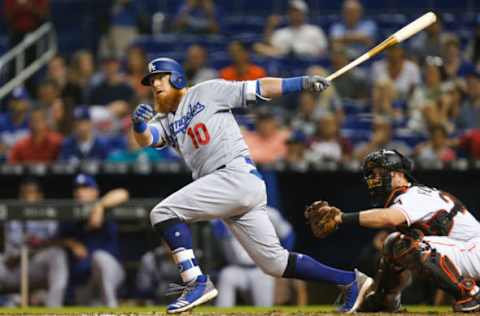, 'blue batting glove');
132,104,155,133
132,104,155,123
